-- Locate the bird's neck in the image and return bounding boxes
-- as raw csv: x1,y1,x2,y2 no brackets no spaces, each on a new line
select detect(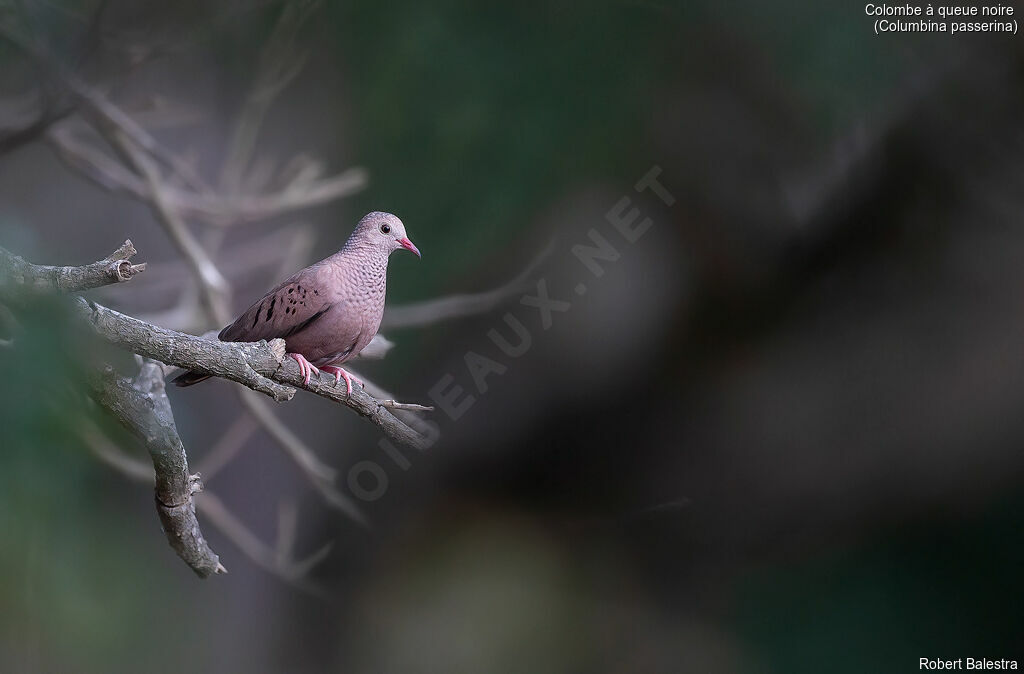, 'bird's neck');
332,243,390,288
339,237,387,259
